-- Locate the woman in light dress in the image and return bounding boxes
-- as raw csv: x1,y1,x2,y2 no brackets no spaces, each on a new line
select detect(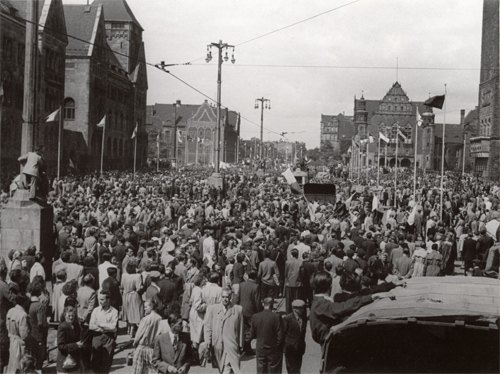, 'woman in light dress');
121,260,145,337
133,299,162,374
189,275,206,350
